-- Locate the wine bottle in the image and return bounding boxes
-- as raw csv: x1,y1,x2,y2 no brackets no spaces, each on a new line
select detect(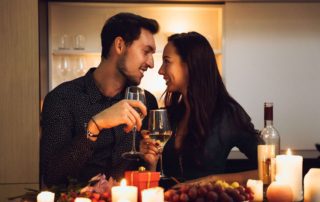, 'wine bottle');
258,102,280,185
